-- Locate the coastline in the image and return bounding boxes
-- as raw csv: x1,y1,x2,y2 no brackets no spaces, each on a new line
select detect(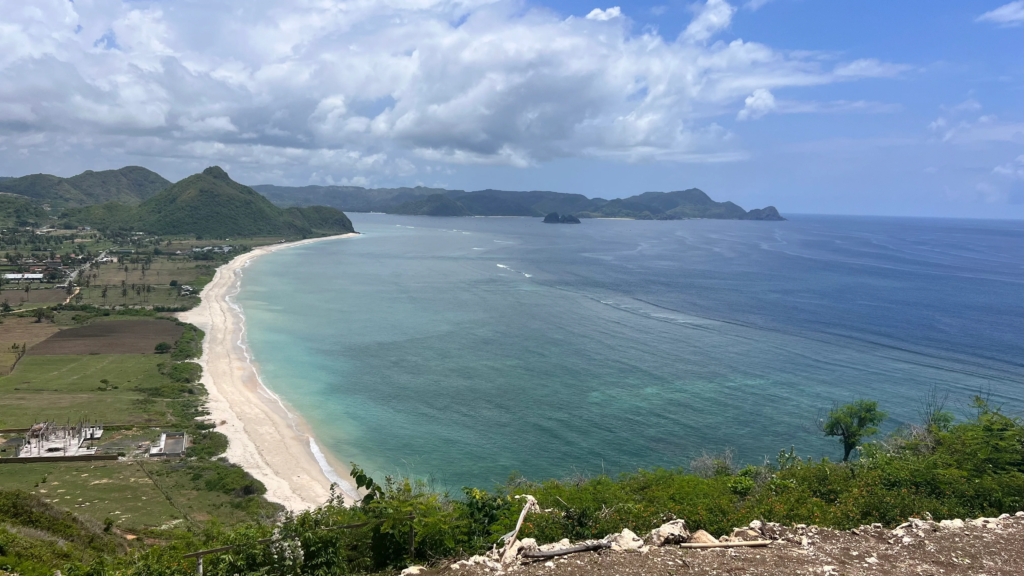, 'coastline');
178,233,361,512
